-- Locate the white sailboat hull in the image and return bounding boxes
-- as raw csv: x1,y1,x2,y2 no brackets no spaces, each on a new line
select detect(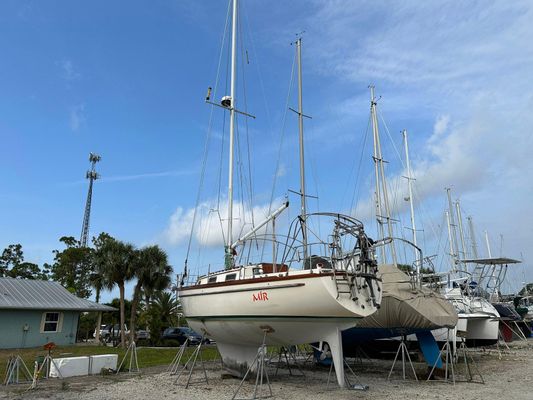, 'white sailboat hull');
431,291,500,346
179,268,381,383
